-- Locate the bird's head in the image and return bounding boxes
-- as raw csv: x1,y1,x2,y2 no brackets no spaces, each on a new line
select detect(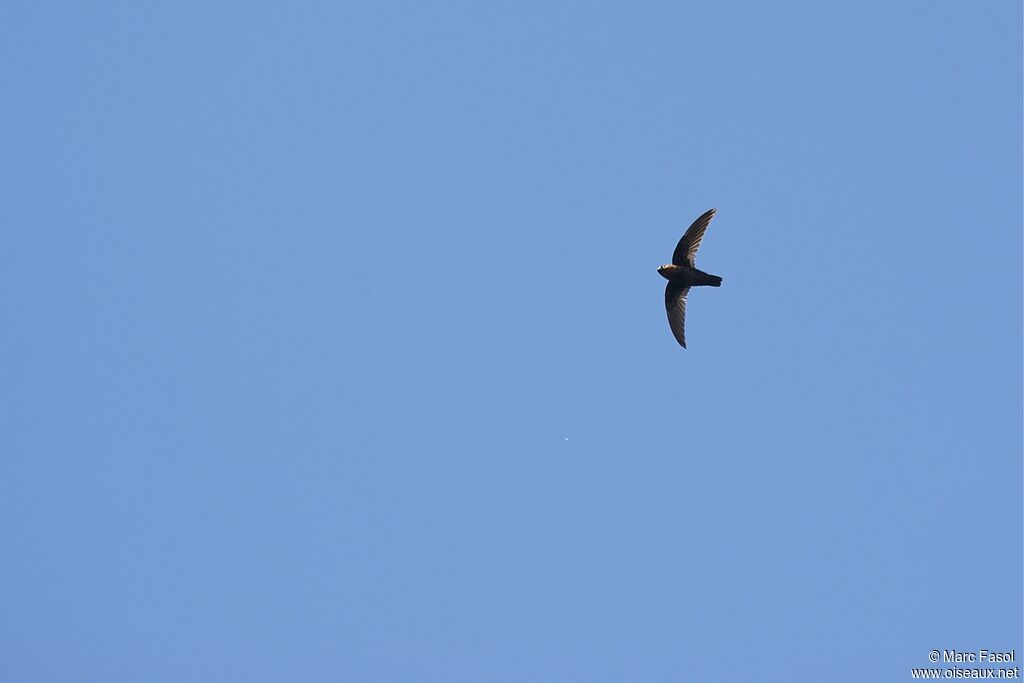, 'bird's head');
657,264,677,279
